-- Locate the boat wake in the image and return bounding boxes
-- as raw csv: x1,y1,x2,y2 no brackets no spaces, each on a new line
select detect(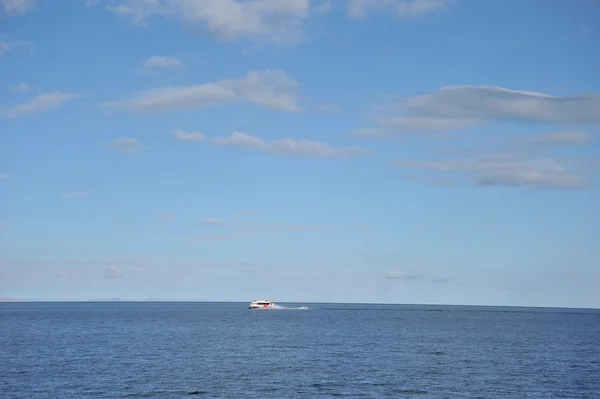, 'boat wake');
248,300,309,310
272,304,310,310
